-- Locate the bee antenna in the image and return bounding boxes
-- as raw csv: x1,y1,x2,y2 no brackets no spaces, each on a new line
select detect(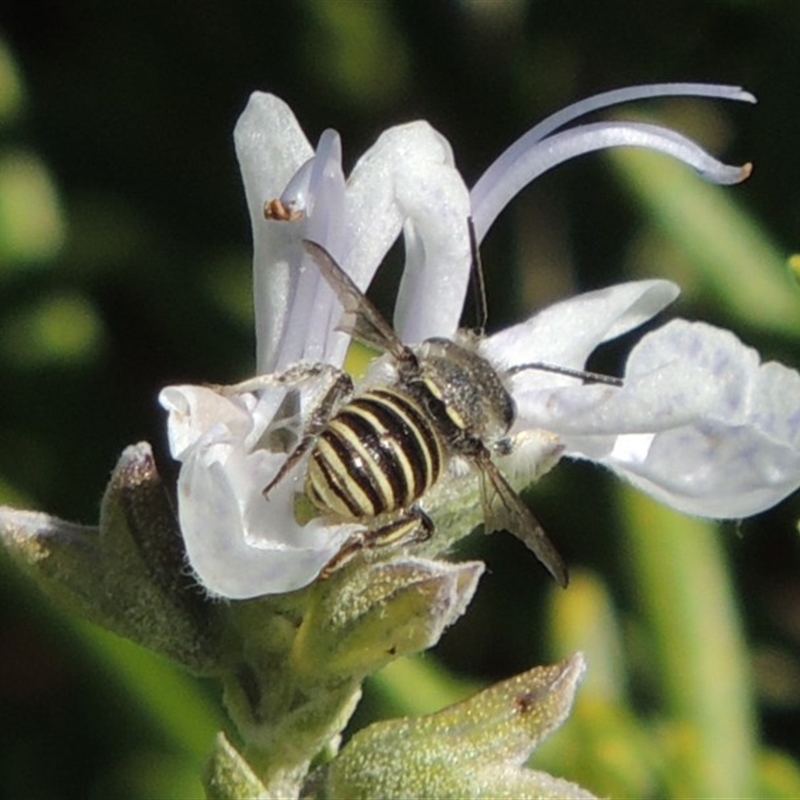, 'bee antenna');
505,362,623,387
